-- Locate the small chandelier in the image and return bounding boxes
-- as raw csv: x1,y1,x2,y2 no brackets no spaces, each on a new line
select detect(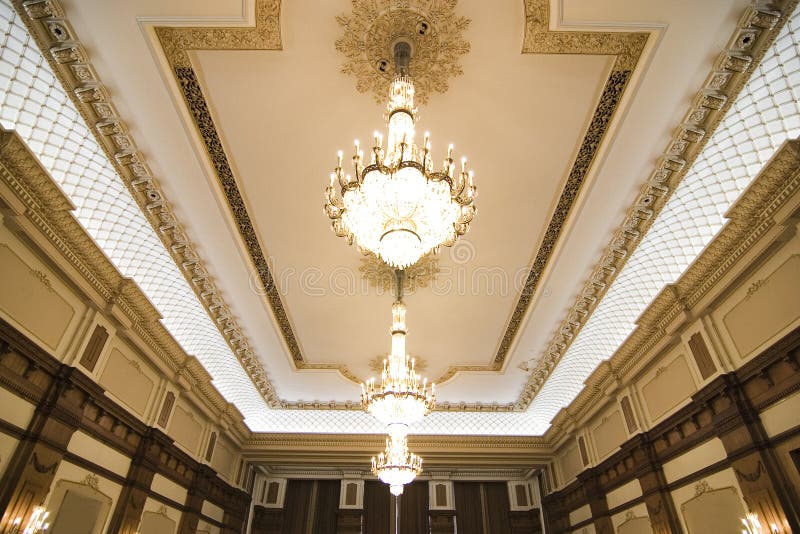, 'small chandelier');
372,434,423,496
361,273,435,436
324,41,477,269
